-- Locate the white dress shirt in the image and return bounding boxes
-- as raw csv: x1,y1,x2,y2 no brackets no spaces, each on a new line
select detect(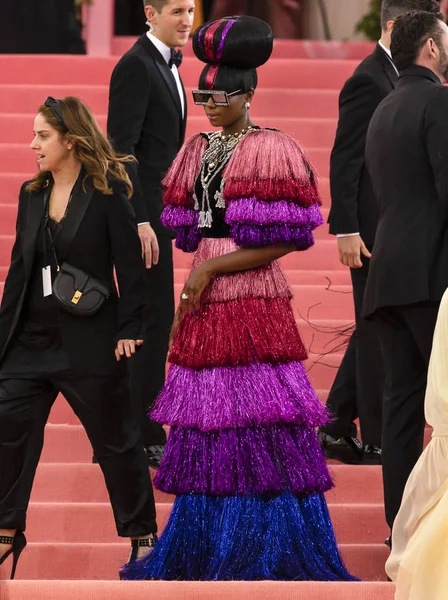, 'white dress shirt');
337,41,398,239
147,32,185,118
